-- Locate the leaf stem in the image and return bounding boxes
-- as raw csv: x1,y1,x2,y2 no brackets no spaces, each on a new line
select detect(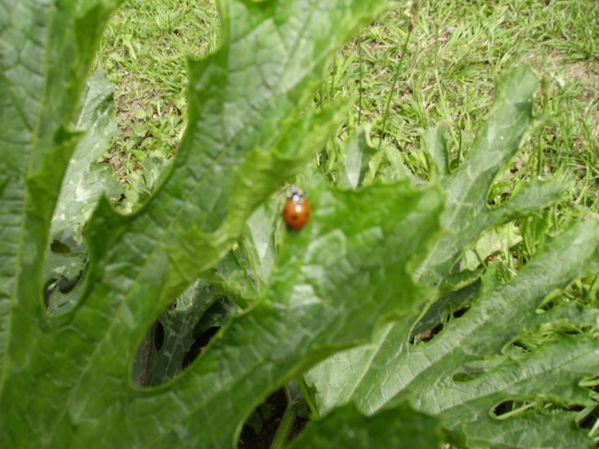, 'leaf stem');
297,376,320,419
269,402,297,449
